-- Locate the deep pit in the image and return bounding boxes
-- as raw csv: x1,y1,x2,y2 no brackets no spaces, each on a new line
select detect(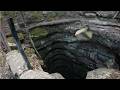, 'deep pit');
1,11,120,79
29,21,120,79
